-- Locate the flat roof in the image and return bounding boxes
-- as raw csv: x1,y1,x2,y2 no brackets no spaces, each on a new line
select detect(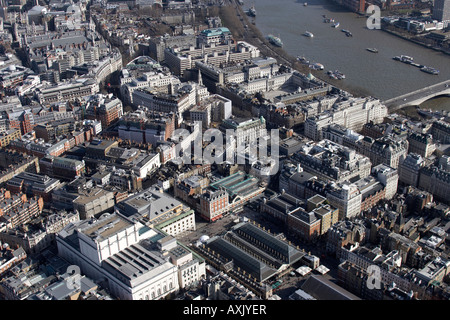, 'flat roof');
119,188,183,220
81,214,133,241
